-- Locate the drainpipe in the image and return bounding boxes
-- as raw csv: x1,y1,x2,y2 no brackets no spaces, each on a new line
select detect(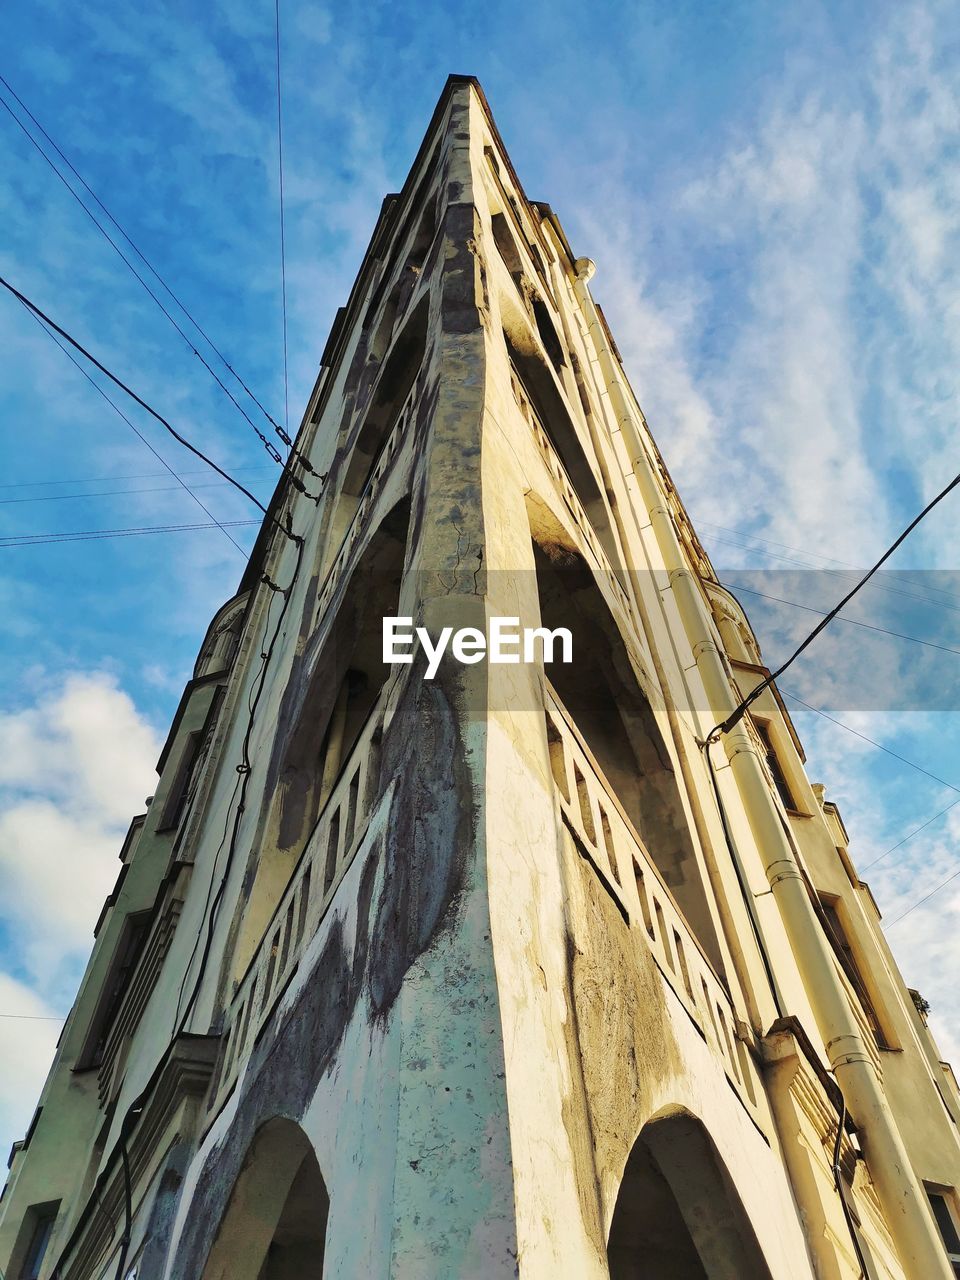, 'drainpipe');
572,258,950,1280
